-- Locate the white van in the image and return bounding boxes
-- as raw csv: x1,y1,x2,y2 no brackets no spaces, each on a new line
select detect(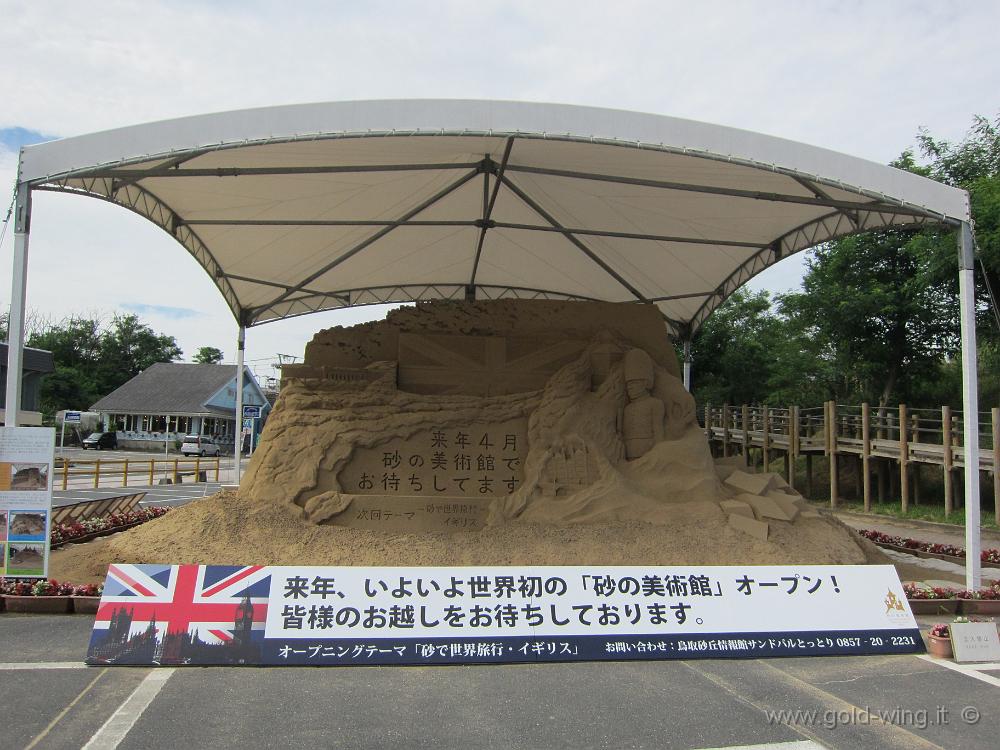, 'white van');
180,434,221,457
